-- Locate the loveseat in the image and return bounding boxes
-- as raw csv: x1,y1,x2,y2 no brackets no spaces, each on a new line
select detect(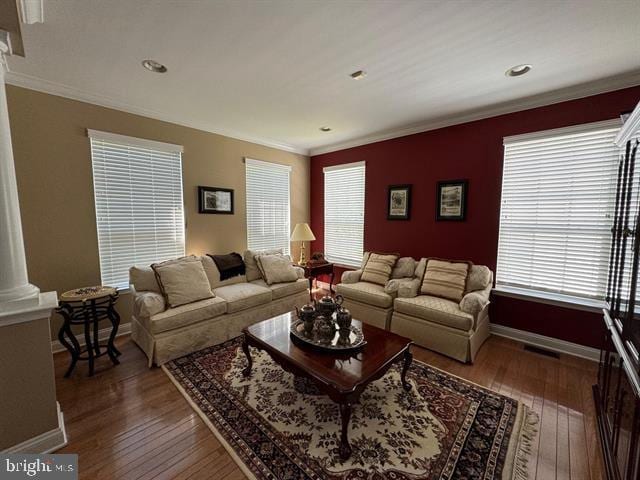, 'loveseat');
336,253,493,363
129,250,308,366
